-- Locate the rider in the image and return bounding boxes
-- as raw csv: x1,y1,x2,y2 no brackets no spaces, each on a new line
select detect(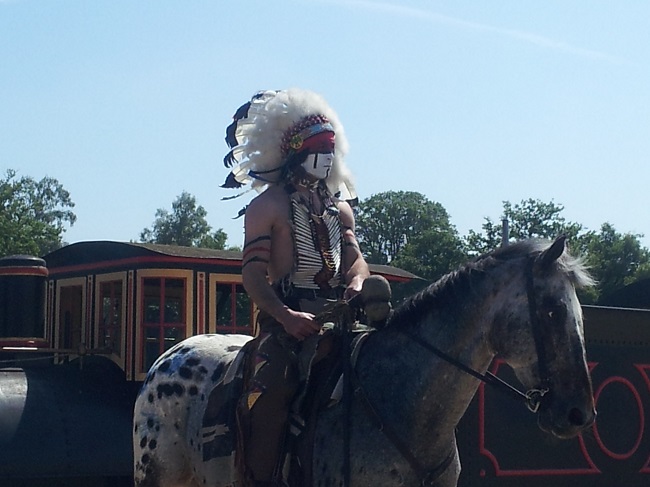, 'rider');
221,89,370,486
